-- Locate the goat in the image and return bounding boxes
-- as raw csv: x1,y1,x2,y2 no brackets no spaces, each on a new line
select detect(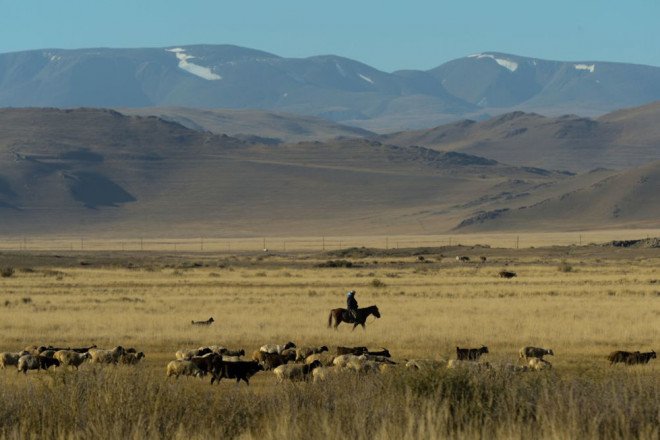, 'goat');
499,270,517,278
625,351,657,365
456,345,489,361
519,346,553,360
191,317,214,326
